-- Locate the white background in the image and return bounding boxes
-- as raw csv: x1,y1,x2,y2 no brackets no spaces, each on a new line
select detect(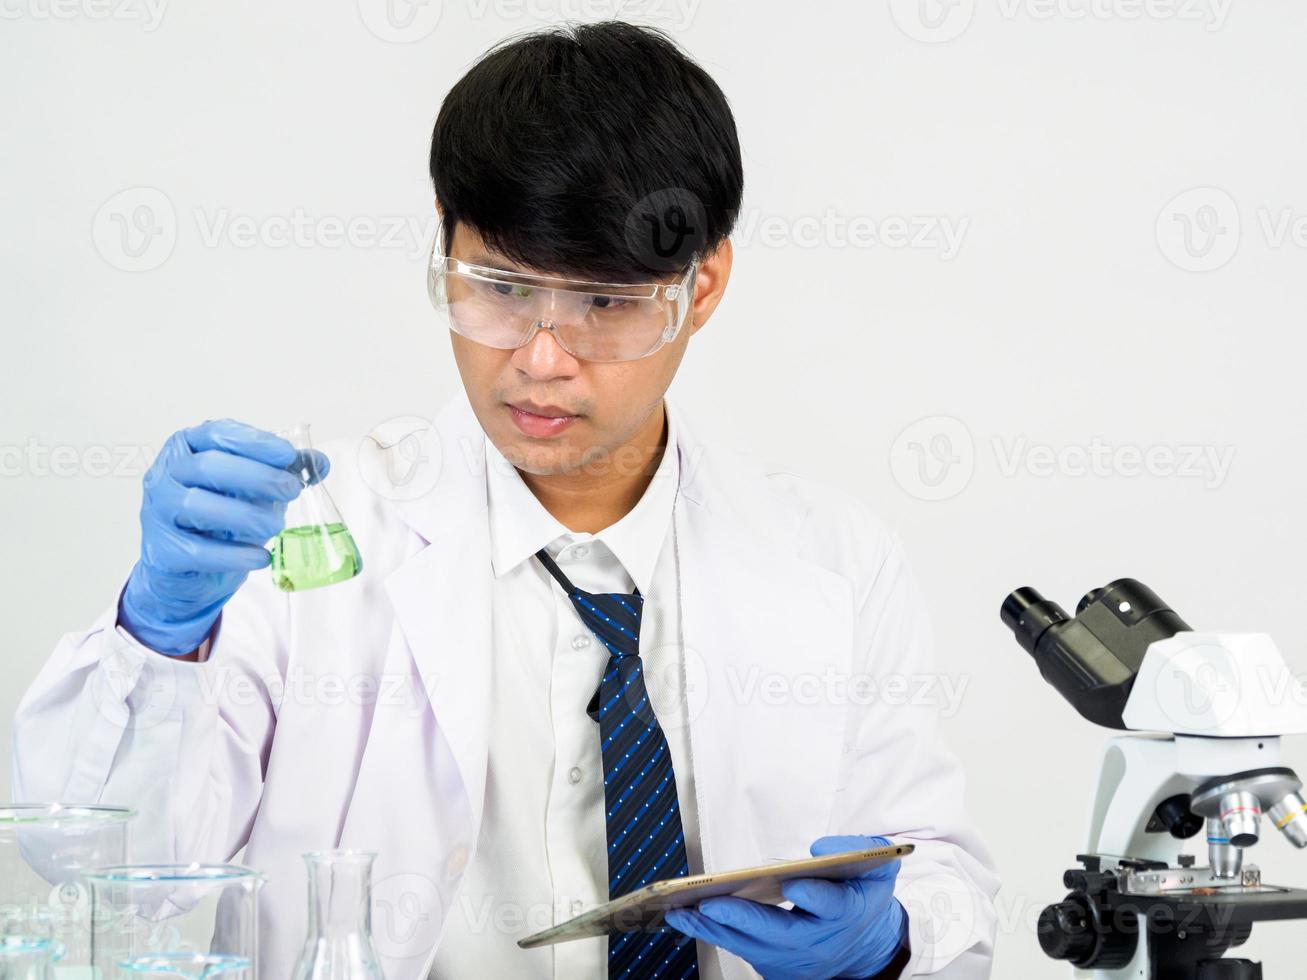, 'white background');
4,0,1307,974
